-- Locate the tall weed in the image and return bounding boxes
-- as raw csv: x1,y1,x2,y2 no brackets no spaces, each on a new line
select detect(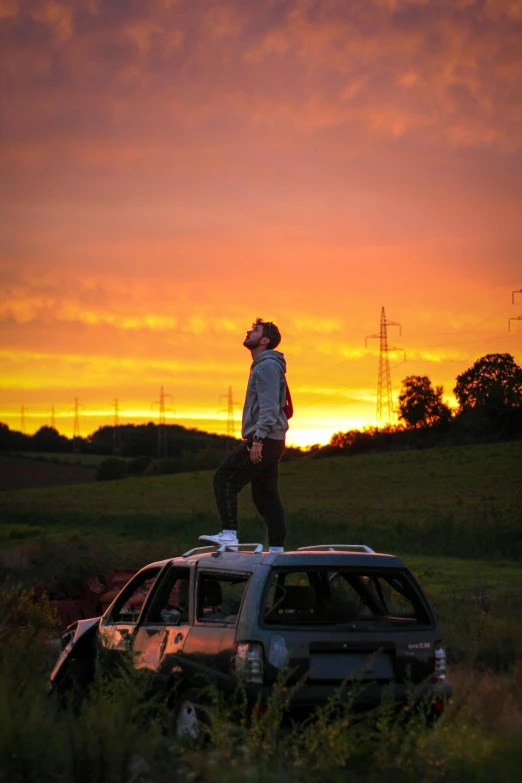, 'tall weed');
433,590,522,671
1,622,522,783
0,577,57,632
